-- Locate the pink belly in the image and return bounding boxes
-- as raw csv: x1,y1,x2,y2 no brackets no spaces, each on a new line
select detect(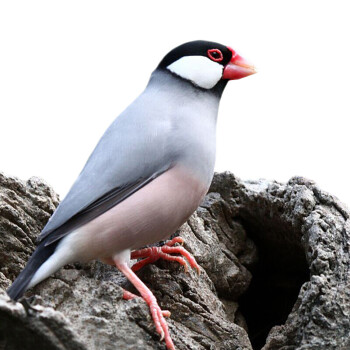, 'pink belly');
69,165,208,261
